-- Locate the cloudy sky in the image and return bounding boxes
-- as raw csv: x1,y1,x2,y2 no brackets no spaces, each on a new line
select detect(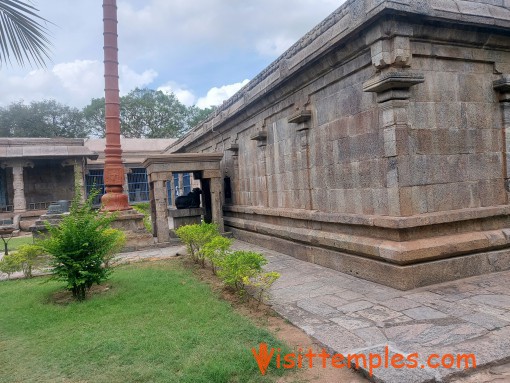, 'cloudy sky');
0,0,345,109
